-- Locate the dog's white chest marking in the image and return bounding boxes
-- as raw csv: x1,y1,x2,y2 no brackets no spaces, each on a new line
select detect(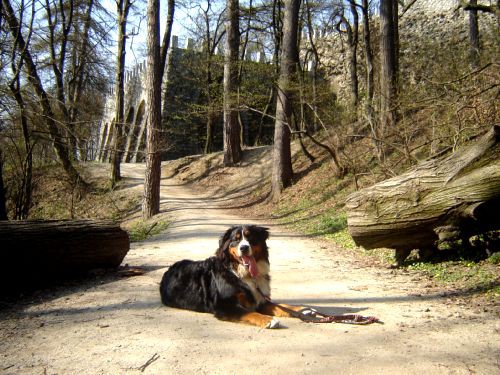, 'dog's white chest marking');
241,260,270,306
